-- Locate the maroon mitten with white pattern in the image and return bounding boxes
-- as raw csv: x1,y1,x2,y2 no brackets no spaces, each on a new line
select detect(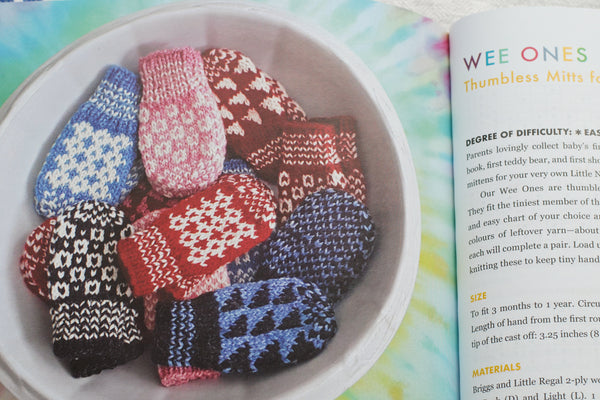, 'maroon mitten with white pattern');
277,121,347,222
202,48,307,182
310,116,367,204
19,217,57,303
